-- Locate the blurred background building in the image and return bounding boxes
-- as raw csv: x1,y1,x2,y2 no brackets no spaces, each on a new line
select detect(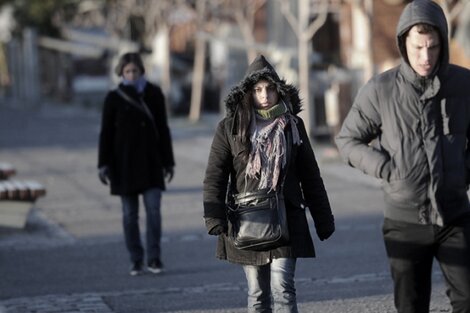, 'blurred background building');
0,0,469,141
